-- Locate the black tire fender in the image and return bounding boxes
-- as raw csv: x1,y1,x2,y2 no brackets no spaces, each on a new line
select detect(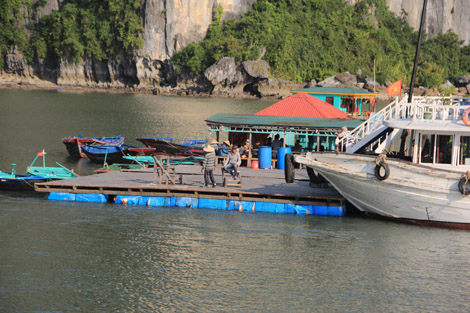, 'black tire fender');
284,153,295,183
374,162,390,181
